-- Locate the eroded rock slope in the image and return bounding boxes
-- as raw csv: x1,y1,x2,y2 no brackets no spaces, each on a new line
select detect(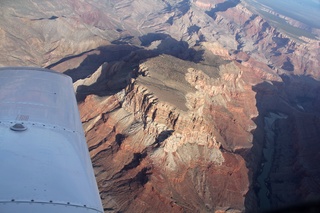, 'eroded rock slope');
76,54,267,212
